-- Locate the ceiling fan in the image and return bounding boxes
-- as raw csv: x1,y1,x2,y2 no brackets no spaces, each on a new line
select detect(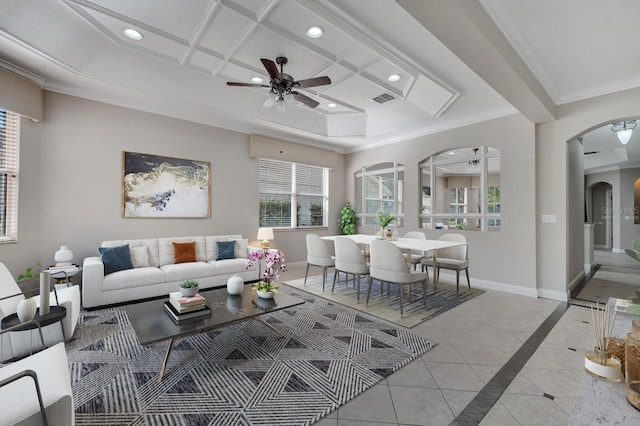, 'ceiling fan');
226,57,331,109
